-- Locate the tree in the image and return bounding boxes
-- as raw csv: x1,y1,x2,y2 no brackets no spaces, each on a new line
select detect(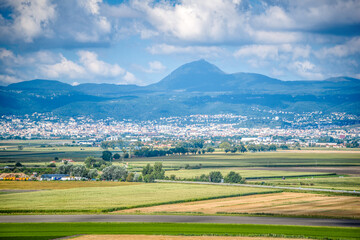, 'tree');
141,162,165,182
101,151,113,161
279,144,289,150
143,173,155,183
88,169,98,179
269,144,277,151
239,145,247,153
113,153,121,160
71,165,88,178
101,141,110,149
17,145,24,150
15,162,22,167
126,172,134,182
224,171,244,183
85,156,96,168
101,165,127,181
206,147,215,153
57,164,73,174
191,139,204,148
153,162,165,179
142,164,153,176
219,142,231,149
209,171,223,183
